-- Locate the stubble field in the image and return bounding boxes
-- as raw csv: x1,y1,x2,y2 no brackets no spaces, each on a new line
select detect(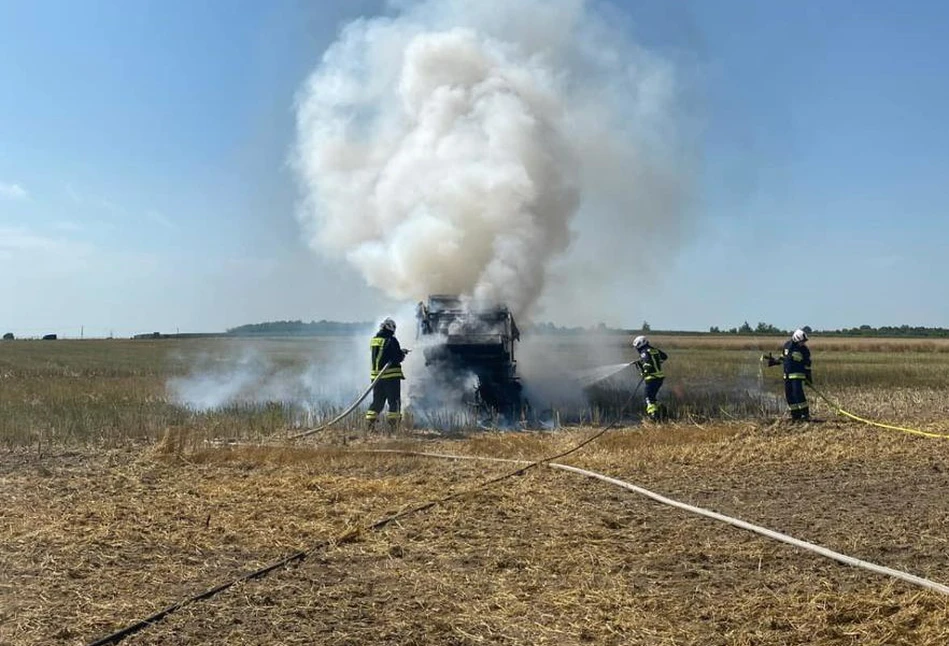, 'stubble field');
2,336,949,645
